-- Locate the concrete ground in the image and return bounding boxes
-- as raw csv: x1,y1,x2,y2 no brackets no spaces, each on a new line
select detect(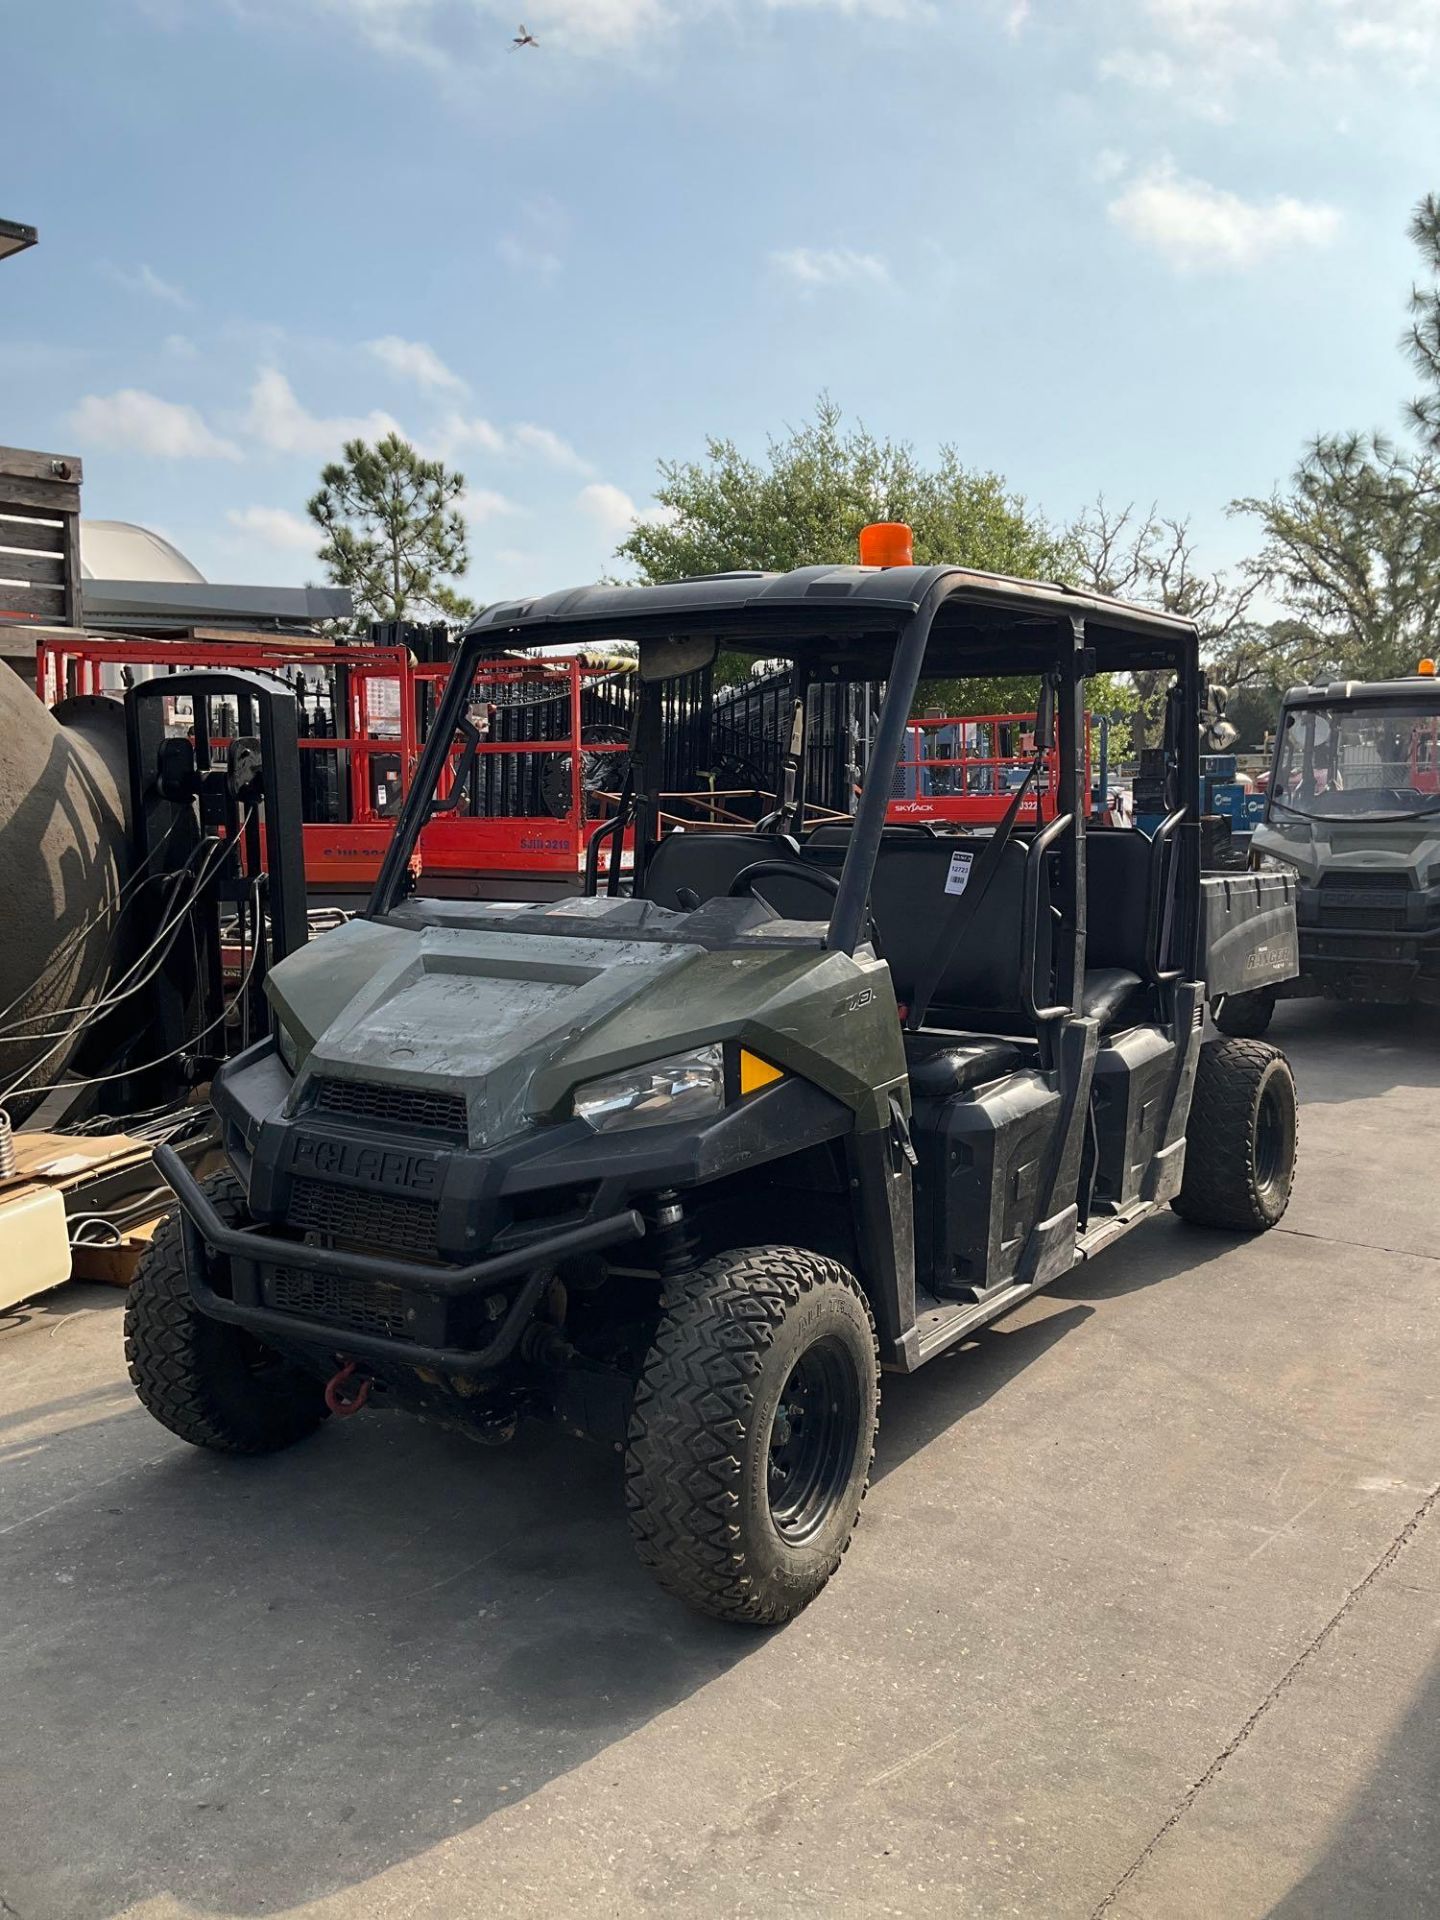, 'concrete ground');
2,1002,1438,1920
